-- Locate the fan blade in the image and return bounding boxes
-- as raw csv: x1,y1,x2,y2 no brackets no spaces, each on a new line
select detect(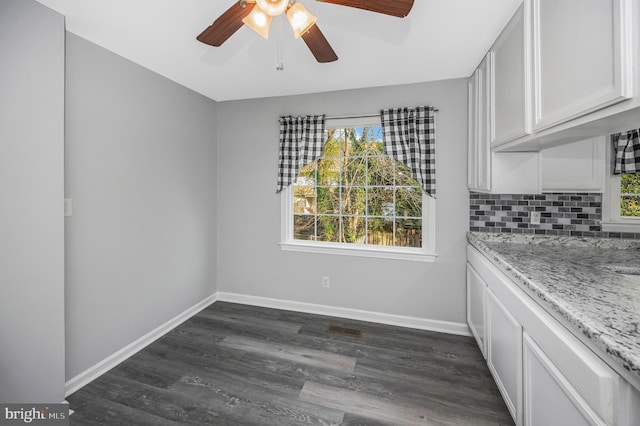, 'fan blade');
197,2,255,47
315,0,414,17
301,24,338,63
